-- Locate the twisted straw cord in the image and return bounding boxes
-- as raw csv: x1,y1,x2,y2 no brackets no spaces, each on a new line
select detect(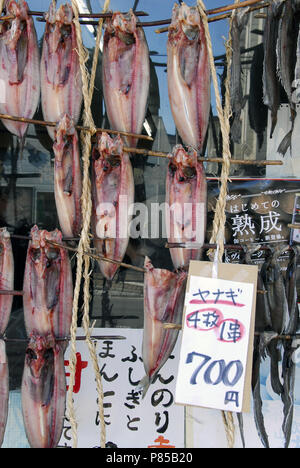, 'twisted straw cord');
66,0,110,449
197,0,235,449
